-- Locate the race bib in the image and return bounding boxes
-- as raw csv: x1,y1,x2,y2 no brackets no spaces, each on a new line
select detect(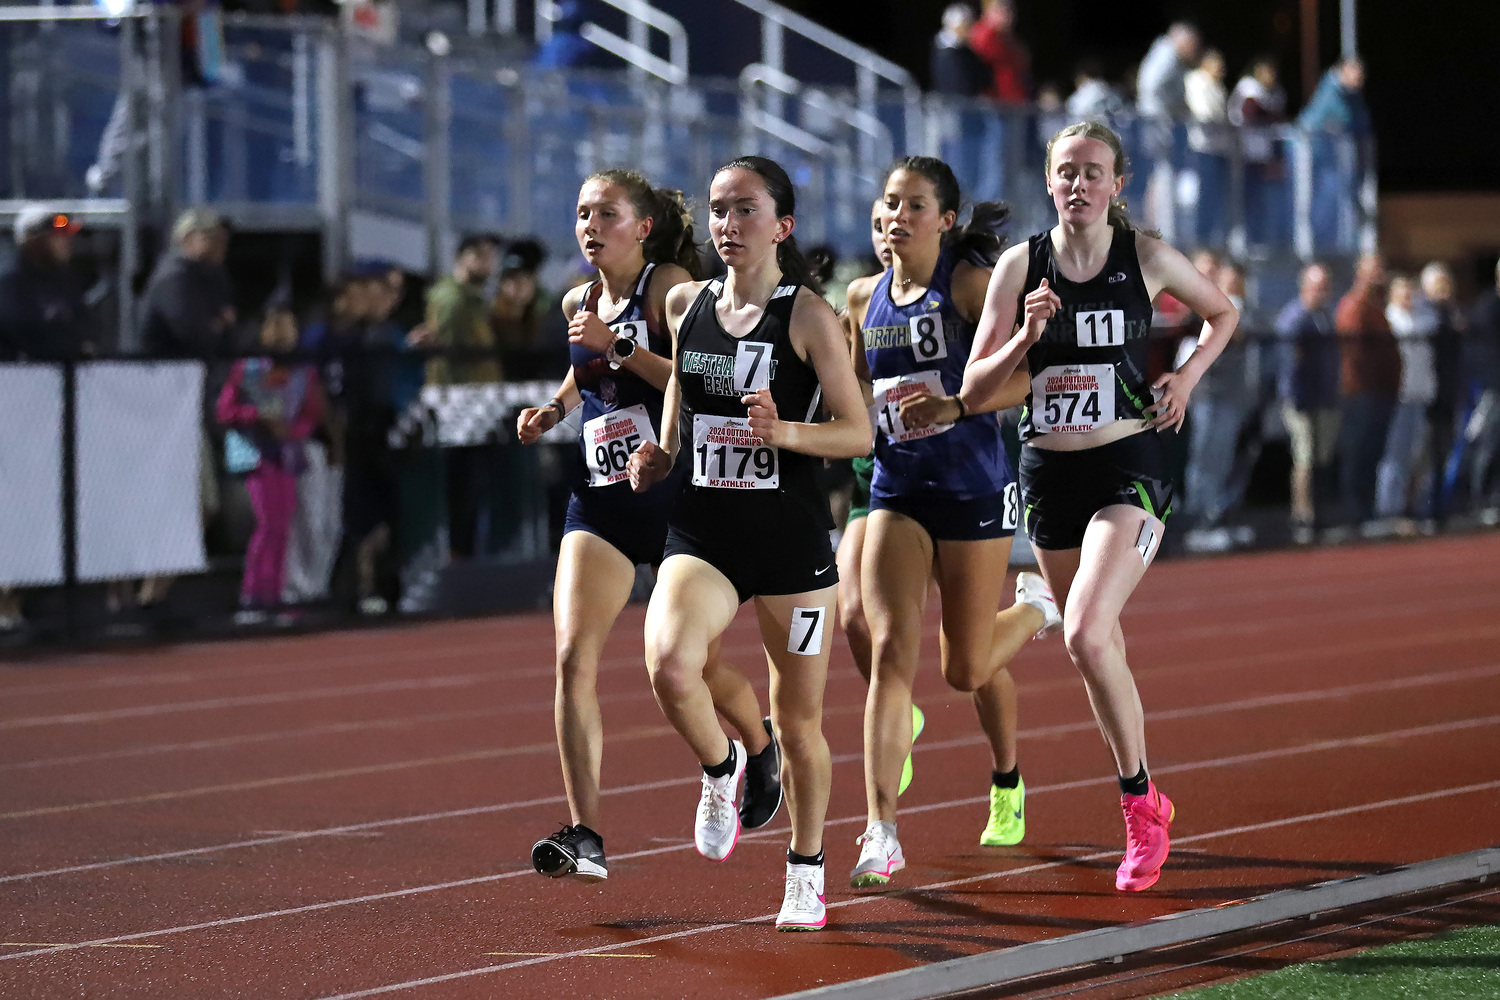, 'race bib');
606,319,644,370
1002,481,1019,531
908,312,947,362
1031,364,1115,434
583,404,656,486
871,371,952,444
1075,309,1126,347
733,341,773,393
691,414,778,489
